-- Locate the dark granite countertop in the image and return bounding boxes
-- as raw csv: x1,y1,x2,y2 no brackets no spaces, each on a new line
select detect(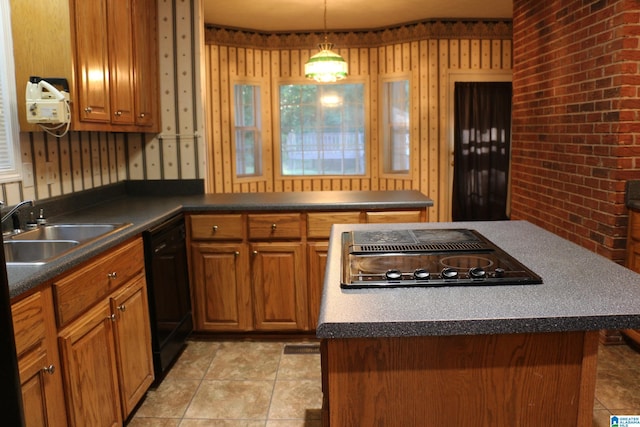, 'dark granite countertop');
7,189,433,299
316,220,640,338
